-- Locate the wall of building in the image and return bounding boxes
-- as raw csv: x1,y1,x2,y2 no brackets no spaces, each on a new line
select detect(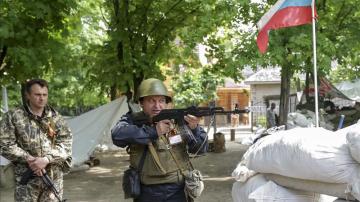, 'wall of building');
249,84,280,127
249,83,299,127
